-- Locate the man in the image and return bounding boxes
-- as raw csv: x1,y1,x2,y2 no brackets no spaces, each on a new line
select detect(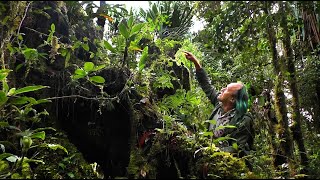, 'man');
184,51,254,158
